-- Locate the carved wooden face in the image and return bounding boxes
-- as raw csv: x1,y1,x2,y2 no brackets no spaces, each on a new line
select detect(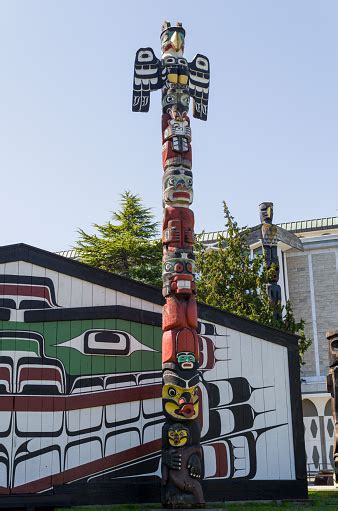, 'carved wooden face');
163,168,193,207
162,91,190,119
177,351,196,370
162,250,195,296
168,423,189,447
162,383,199,420
259,202,274,224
